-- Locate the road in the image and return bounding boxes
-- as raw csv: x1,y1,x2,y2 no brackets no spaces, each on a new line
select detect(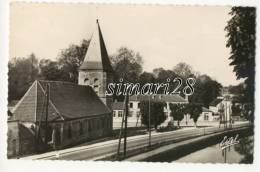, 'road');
22,122,250,160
